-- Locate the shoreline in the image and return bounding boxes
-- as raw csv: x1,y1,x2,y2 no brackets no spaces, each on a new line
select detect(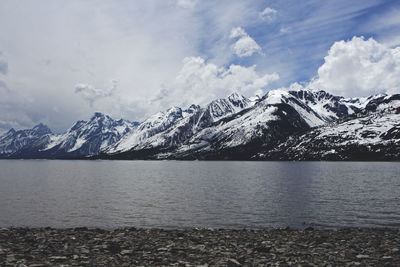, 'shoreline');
1,227,399,266
2,157,400,162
